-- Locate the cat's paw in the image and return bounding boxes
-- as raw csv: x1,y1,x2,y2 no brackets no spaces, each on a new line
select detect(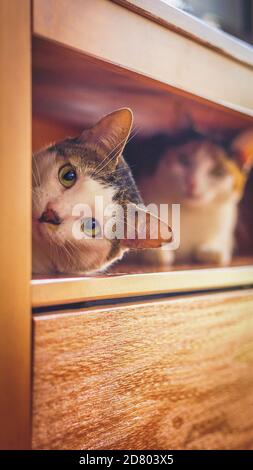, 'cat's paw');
195,245,231,266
